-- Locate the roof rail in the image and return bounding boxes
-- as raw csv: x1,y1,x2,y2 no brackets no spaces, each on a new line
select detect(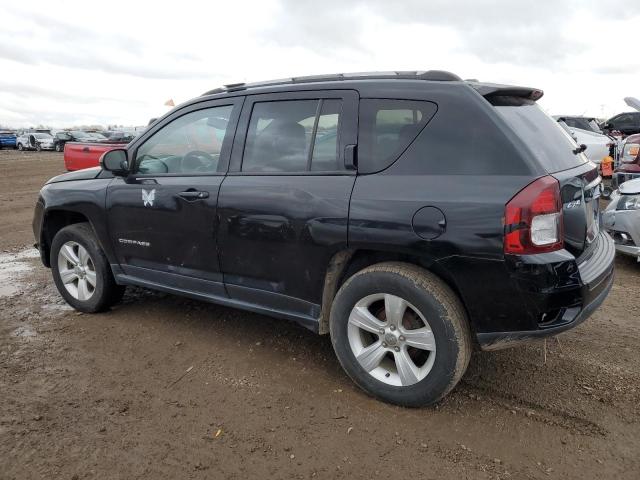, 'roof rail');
201,70,461,96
